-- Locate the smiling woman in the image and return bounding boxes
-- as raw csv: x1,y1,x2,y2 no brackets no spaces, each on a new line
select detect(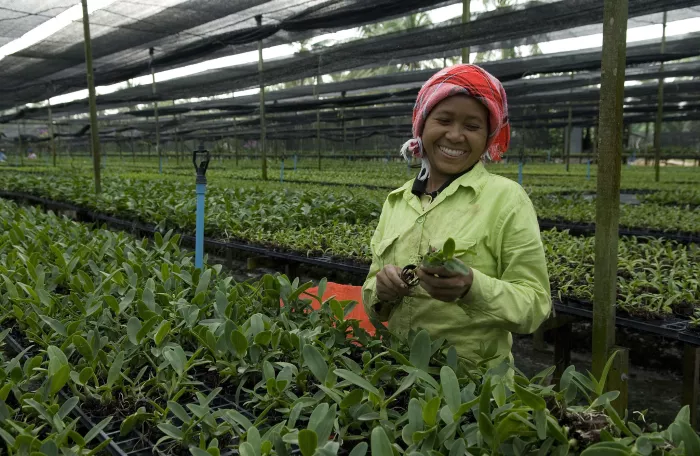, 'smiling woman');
363,64,552,372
